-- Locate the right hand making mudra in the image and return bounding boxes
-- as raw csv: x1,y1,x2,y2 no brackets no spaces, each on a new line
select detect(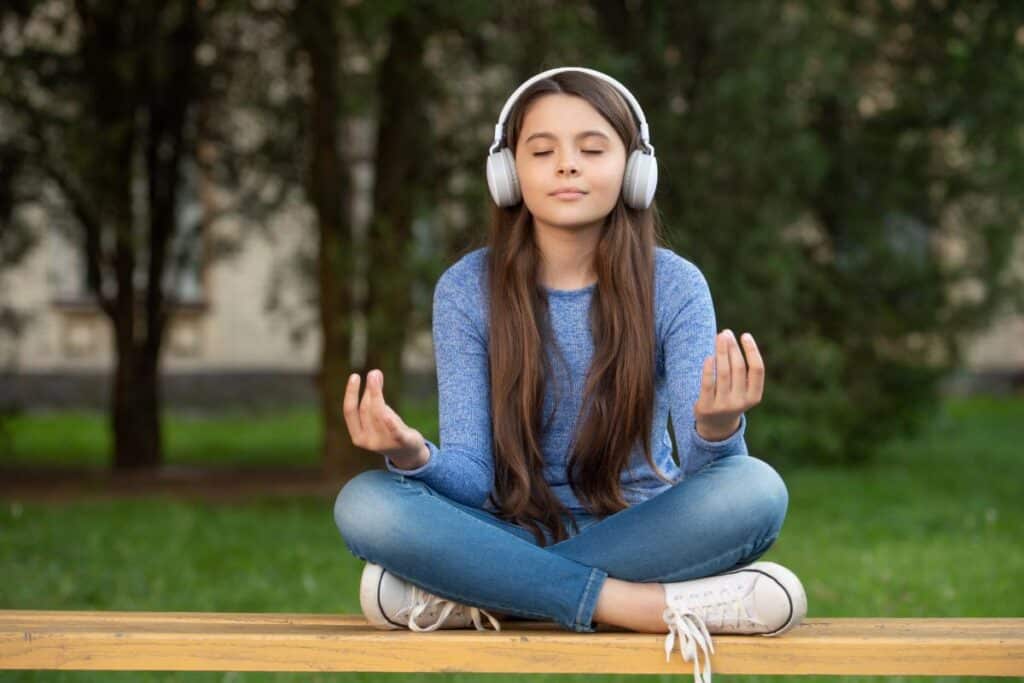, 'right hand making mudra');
343,369,428,467
693,329,765,442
